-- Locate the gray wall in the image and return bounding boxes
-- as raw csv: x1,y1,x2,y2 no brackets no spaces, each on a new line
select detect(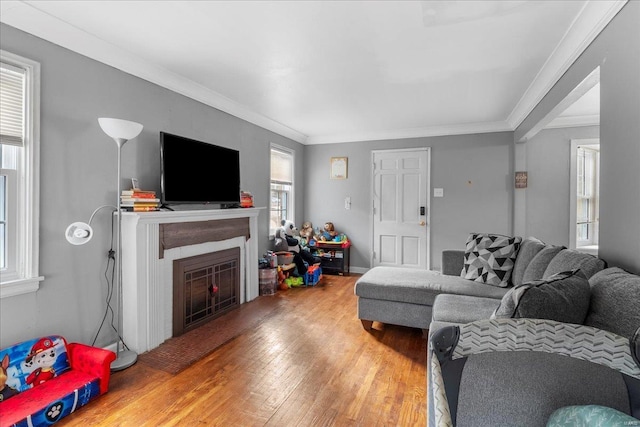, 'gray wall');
516,1,640,273
0,24,304,348
304,132,514,271
524,126,599,245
